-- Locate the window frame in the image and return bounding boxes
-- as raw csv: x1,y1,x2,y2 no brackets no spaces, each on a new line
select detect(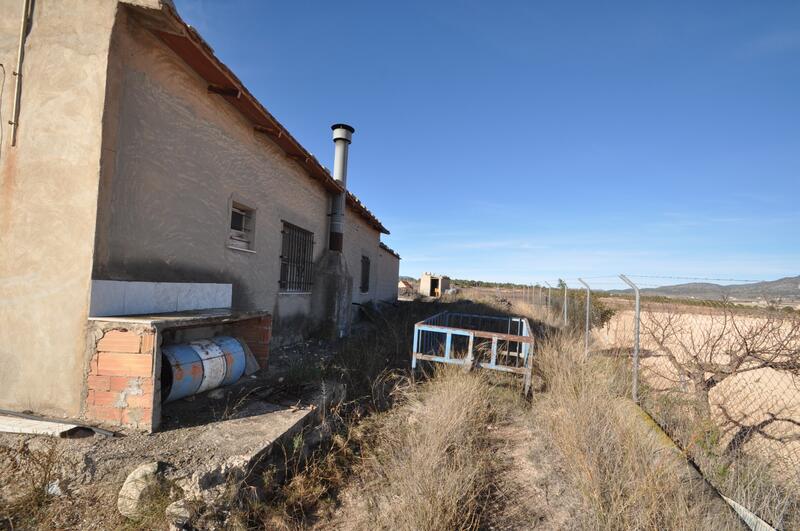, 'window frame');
226,196,256,253
360,255,371,294
279,221,315,293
